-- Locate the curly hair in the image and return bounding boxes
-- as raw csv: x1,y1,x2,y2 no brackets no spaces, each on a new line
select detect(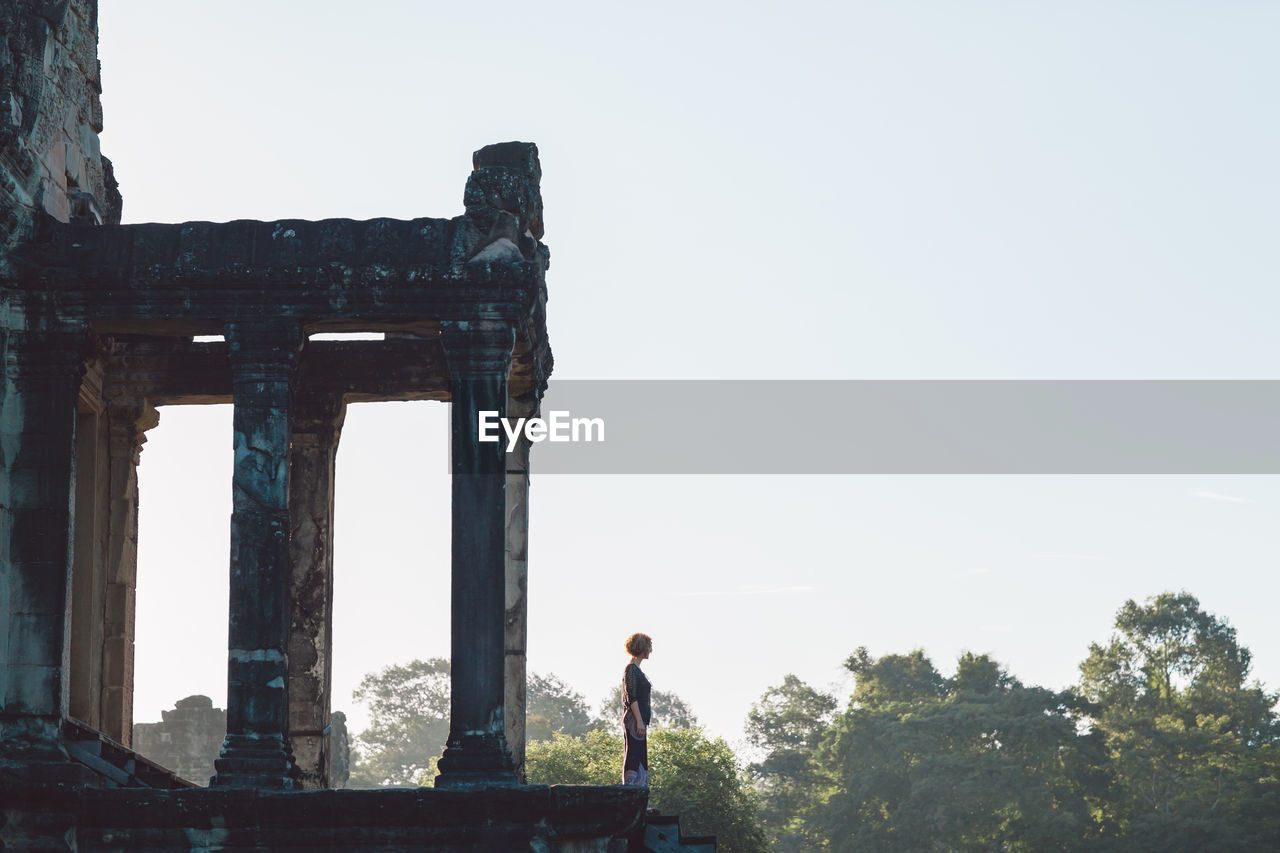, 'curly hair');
625,632,653,657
